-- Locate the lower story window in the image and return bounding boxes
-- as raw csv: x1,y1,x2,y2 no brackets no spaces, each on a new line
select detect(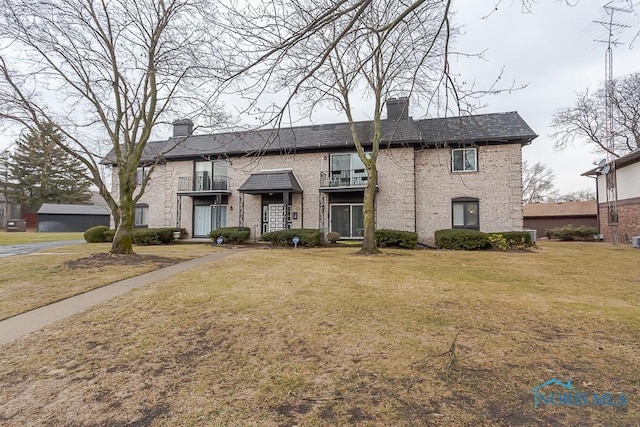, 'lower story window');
330,203,364,238
452,198,479,230
134,204,149,228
